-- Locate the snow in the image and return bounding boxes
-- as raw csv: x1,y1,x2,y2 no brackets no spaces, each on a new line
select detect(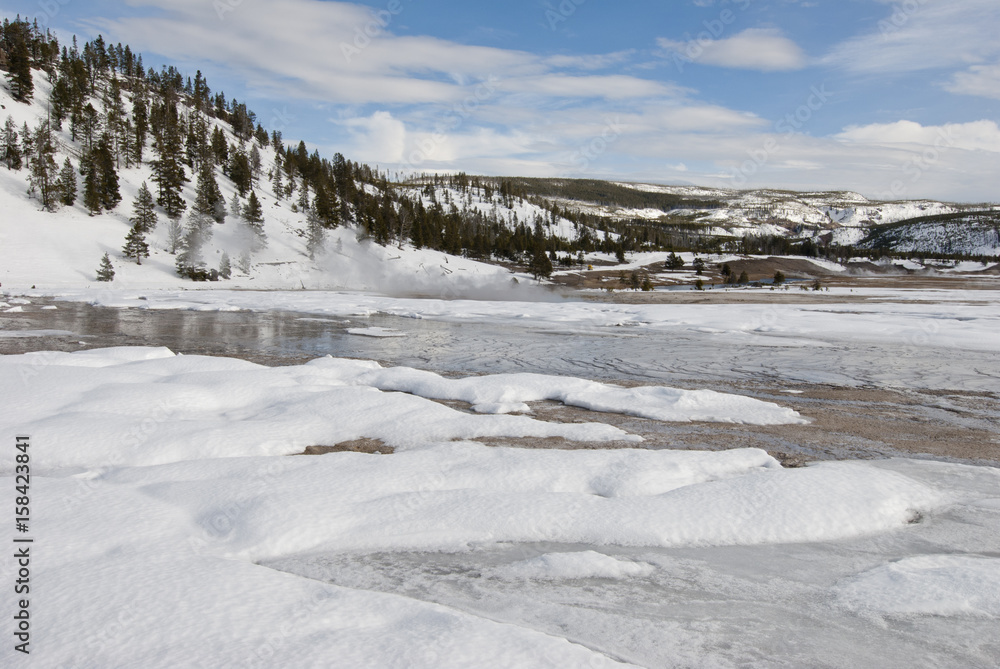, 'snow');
0,346,808,472
347,326,407,338
1,350,995,668
499,551,655,580
837,555,1000,617
1,338,999,667
0,75,516,297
